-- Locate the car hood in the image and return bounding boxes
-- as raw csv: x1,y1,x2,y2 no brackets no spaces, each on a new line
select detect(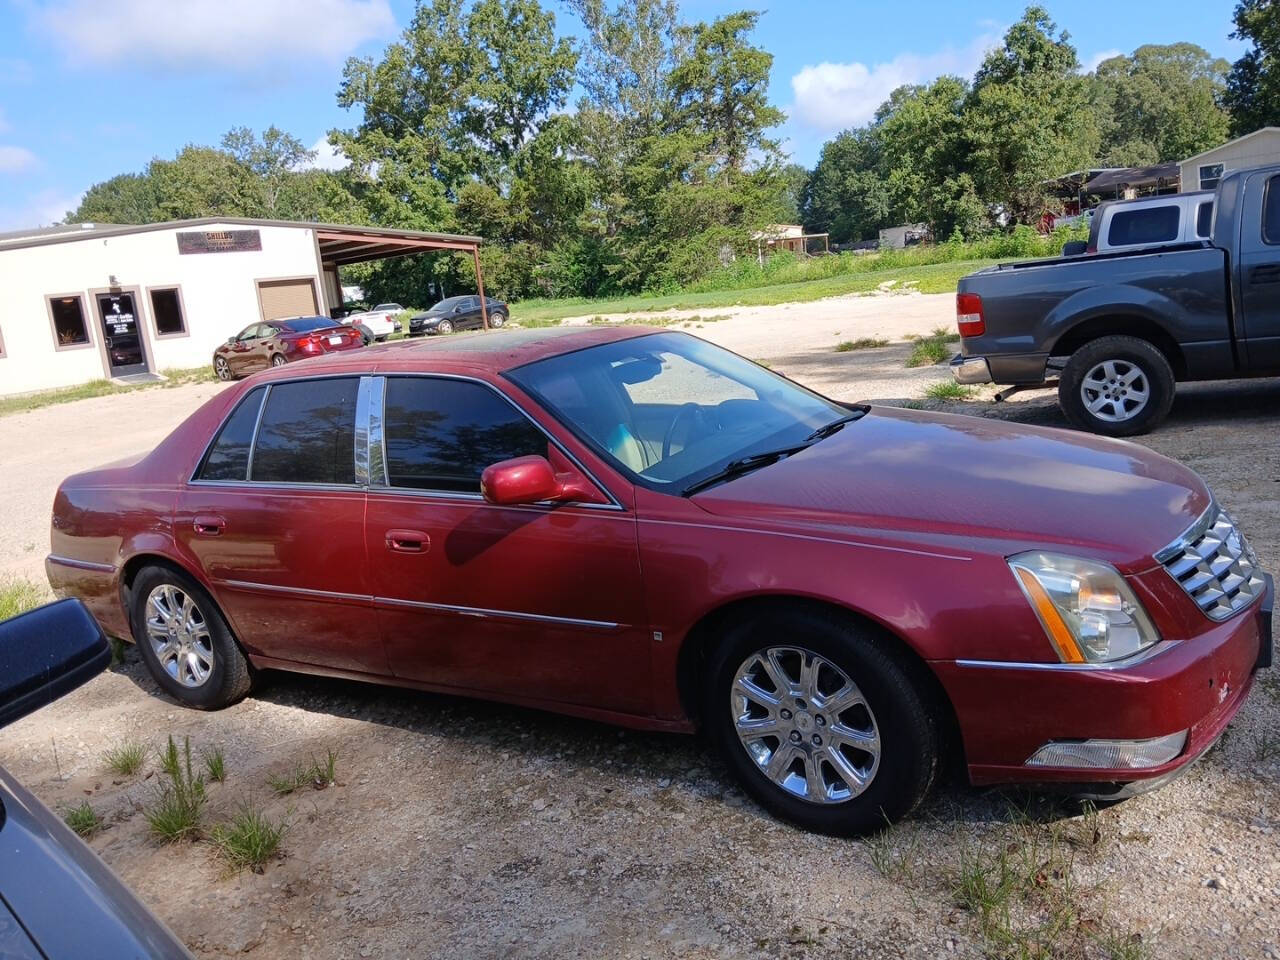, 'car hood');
692,406,1209,570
